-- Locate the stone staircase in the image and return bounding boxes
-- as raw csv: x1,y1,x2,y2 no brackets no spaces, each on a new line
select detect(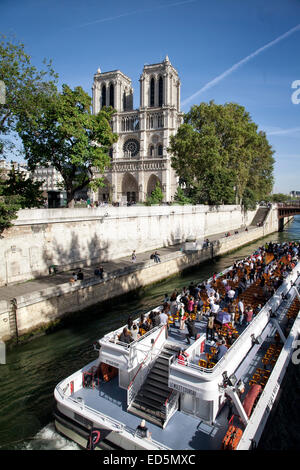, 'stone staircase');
127,344,180,428
250,207,270,228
